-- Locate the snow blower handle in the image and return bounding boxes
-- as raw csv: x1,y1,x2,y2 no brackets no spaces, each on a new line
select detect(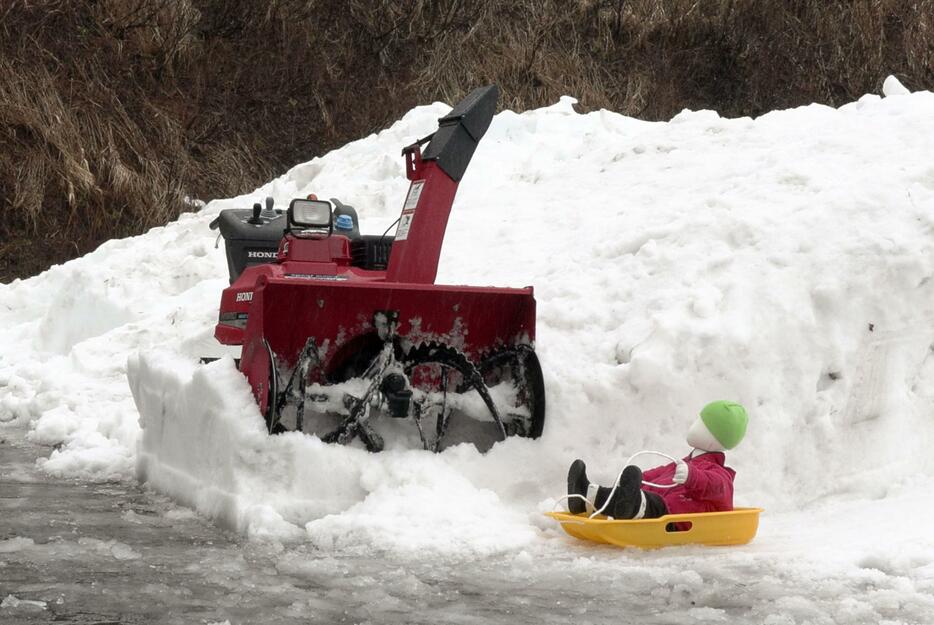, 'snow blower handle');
209,215,222,248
